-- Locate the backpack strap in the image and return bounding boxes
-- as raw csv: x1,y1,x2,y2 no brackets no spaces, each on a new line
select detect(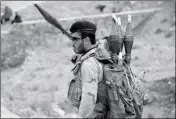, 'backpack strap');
71,52,97,76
